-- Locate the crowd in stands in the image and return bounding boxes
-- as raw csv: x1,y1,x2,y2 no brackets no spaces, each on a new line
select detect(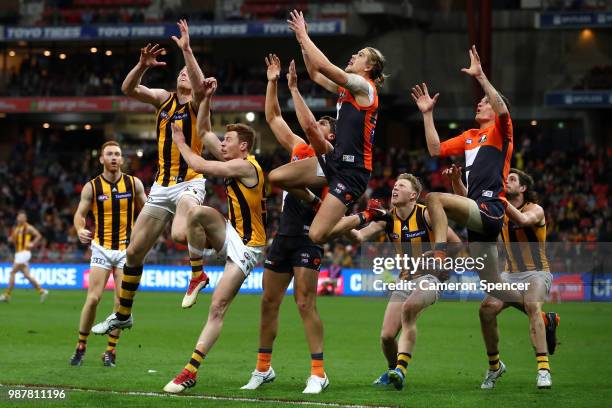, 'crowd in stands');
0,129,609,269
1,53,327,98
